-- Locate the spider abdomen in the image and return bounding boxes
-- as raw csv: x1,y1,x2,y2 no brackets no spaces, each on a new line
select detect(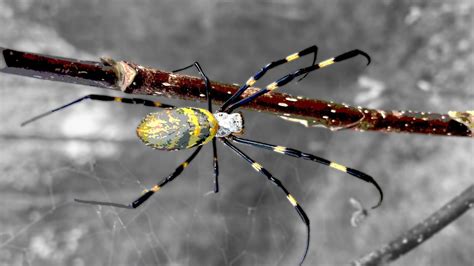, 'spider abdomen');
136,107,218,150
